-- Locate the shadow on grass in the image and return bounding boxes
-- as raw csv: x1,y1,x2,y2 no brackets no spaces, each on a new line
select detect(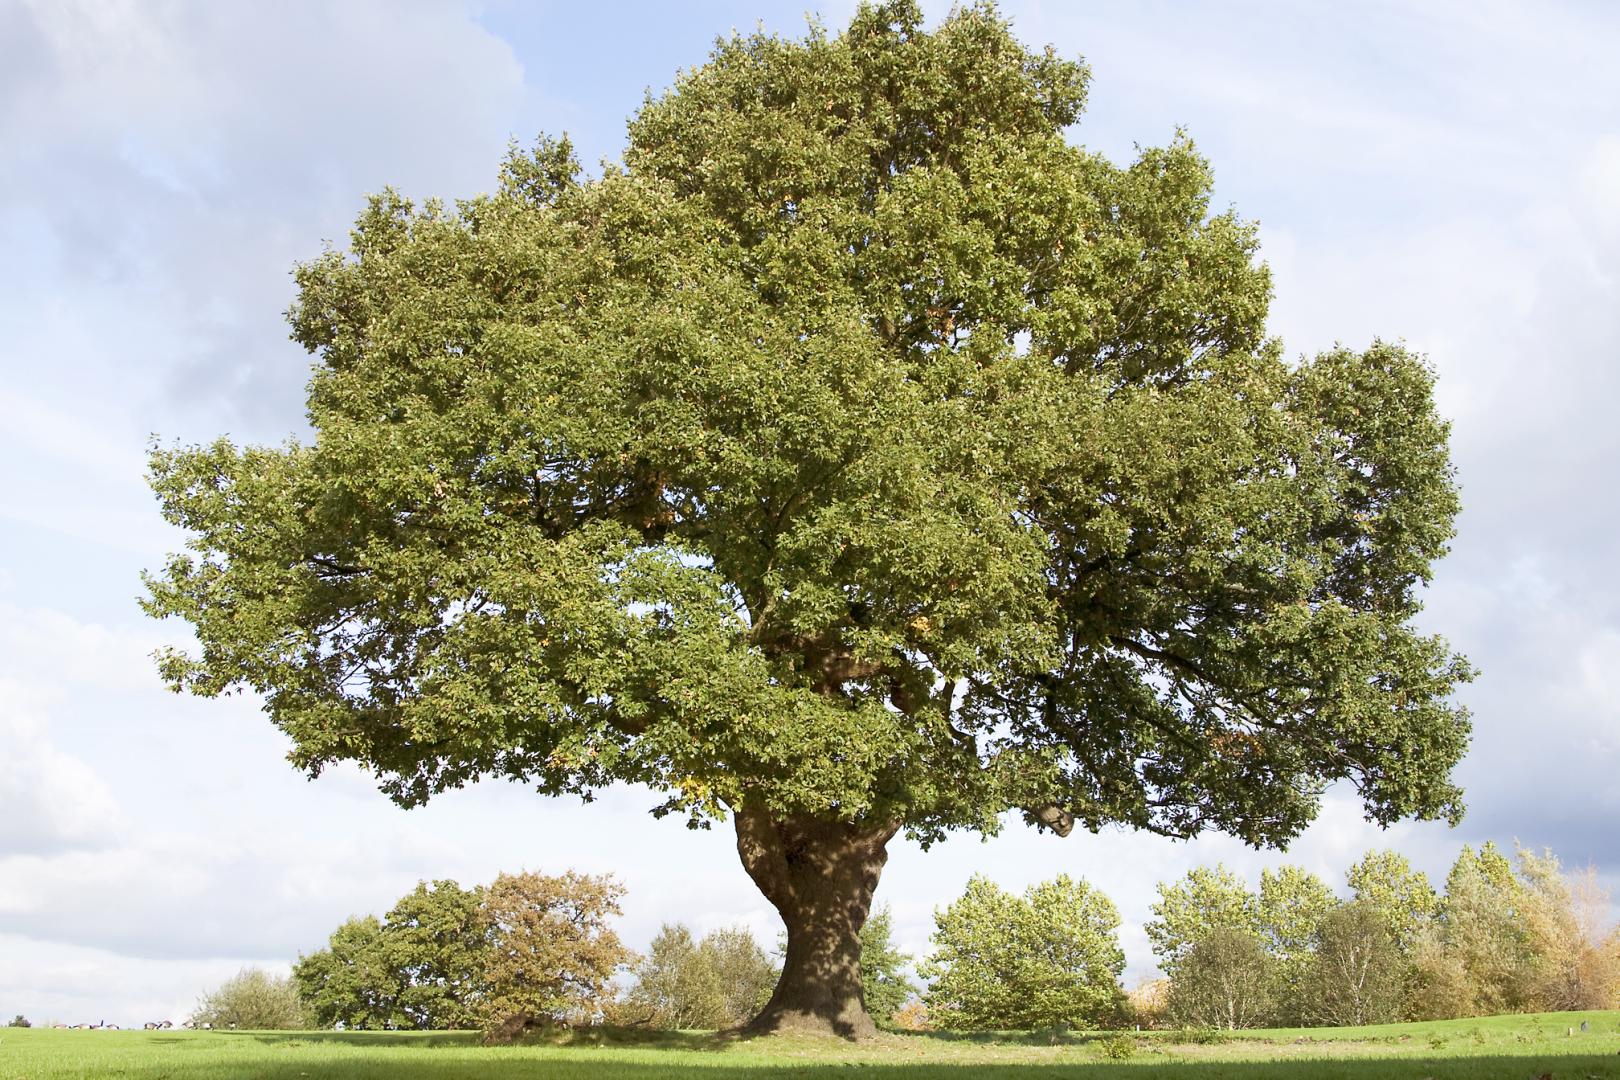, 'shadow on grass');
109,1048,1620,1080
211,1030,481,1050
913,1027,1237,1048
209,1026,724,1051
